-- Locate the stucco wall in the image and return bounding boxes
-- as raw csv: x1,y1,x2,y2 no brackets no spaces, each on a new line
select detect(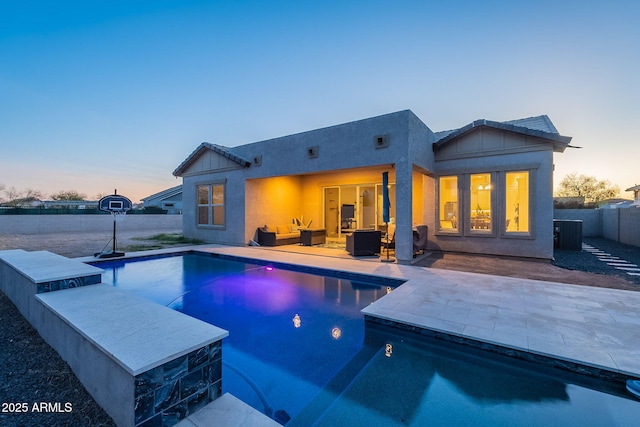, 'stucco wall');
246,175,304,240
232,110,424,179
0,214,181,235
179,110,435,257
601,209,619,241
176,110,565,260
553,209,602,237
620,208,640,247
181,175,247,246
